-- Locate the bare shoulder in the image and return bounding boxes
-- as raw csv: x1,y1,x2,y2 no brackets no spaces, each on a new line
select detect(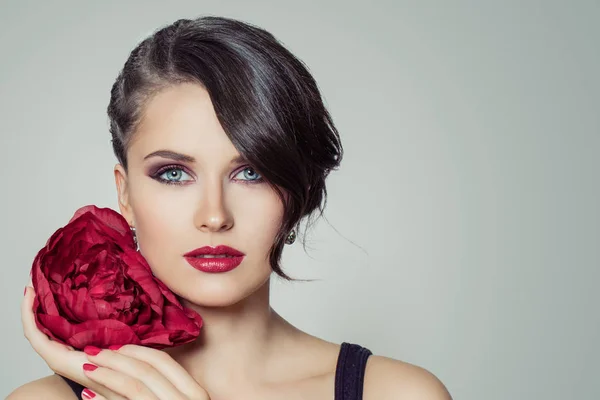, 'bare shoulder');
363,355,452,400
6,374,78,400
